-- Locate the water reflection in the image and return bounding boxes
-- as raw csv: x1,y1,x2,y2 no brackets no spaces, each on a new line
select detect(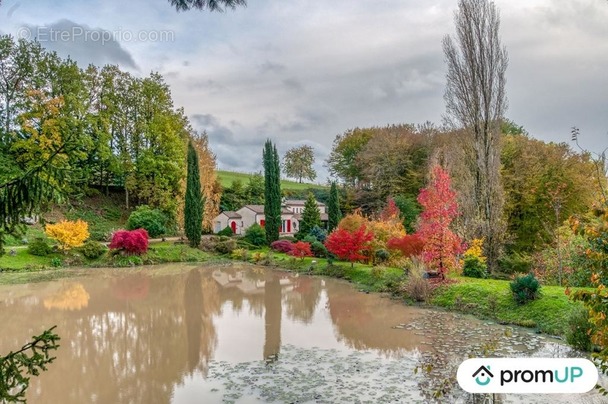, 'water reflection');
0,264,593,403
43,282,90,311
